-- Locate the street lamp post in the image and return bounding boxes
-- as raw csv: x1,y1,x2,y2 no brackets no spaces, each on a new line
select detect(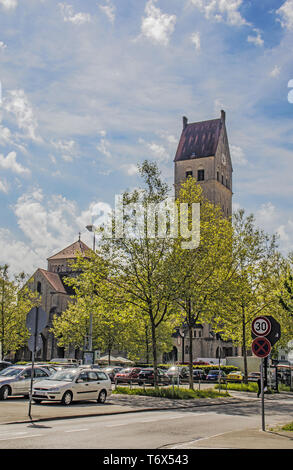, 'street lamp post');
85,224,97,364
